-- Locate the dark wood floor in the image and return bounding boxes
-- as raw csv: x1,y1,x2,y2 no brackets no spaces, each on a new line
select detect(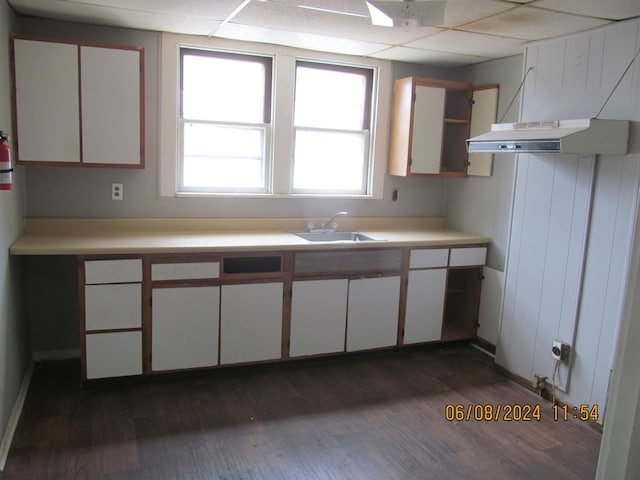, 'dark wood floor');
1,344,601,479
